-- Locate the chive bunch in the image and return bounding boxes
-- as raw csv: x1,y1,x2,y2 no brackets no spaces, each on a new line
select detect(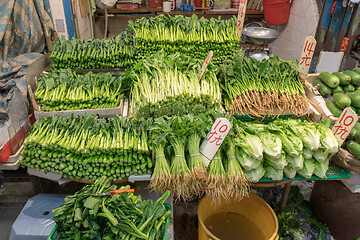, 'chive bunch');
21,115,151,181
35,69,123,111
